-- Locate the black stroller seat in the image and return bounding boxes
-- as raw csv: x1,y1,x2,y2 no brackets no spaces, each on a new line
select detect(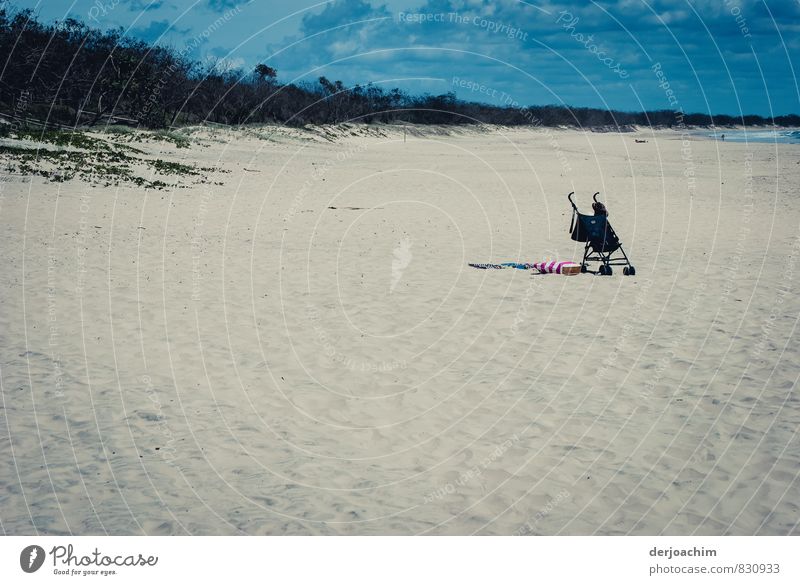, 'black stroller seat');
568,192,635,276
